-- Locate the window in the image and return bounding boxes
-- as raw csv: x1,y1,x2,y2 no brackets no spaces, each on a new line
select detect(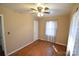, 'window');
45,21,57,37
